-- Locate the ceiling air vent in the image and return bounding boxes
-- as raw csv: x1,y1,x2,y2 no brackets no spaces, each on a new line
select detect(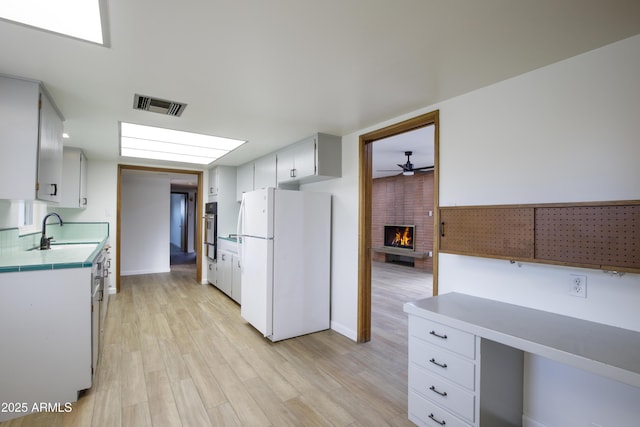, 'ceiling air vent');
133,94,186,117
